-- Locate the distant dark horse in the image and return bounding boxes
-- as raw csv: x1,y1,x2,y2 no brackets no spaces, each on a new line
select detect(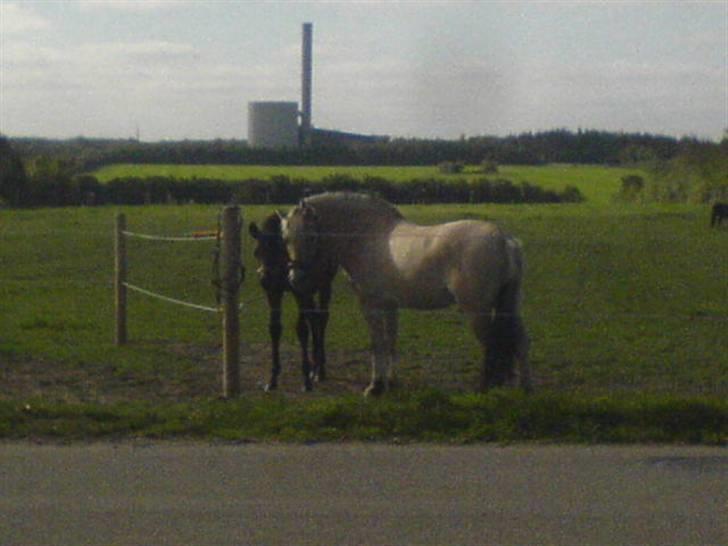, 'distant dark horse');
249,212,337,391
711,203,728,228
